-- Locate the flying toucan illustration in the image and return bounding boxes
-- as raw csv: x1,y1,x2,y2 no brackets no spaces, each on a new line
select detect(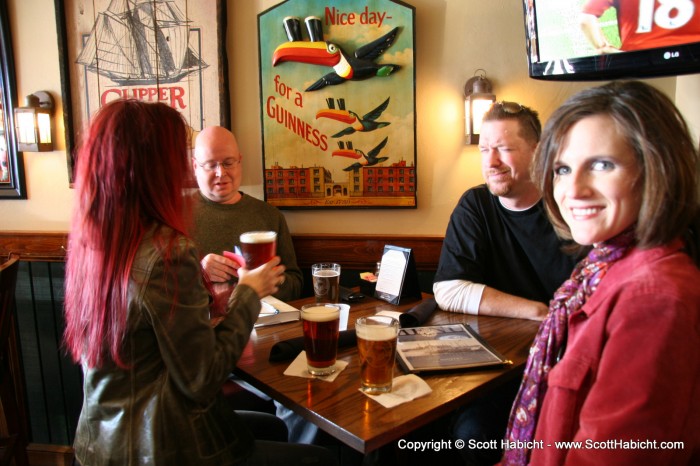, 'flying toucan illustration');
331,140,361,159
342,137,389,171
272,16,401,91
317,97,391,138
